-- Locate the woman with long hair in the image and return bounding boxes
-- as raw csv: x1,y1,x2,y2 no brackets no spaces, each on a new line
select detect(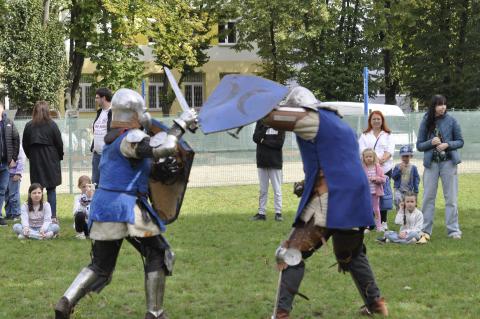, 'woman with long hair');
358,110,395,231
416,94,464,240
22,101,63,222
